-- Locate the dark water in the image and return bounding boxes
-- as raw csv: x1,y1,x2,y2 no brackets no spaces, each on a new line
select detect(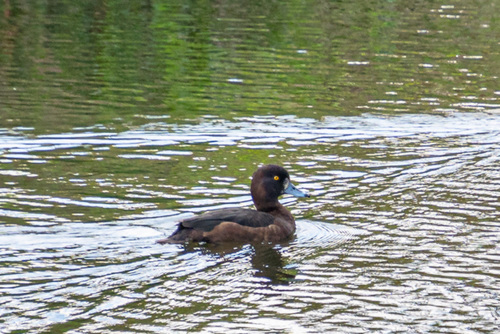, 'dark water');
1,1,500,333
